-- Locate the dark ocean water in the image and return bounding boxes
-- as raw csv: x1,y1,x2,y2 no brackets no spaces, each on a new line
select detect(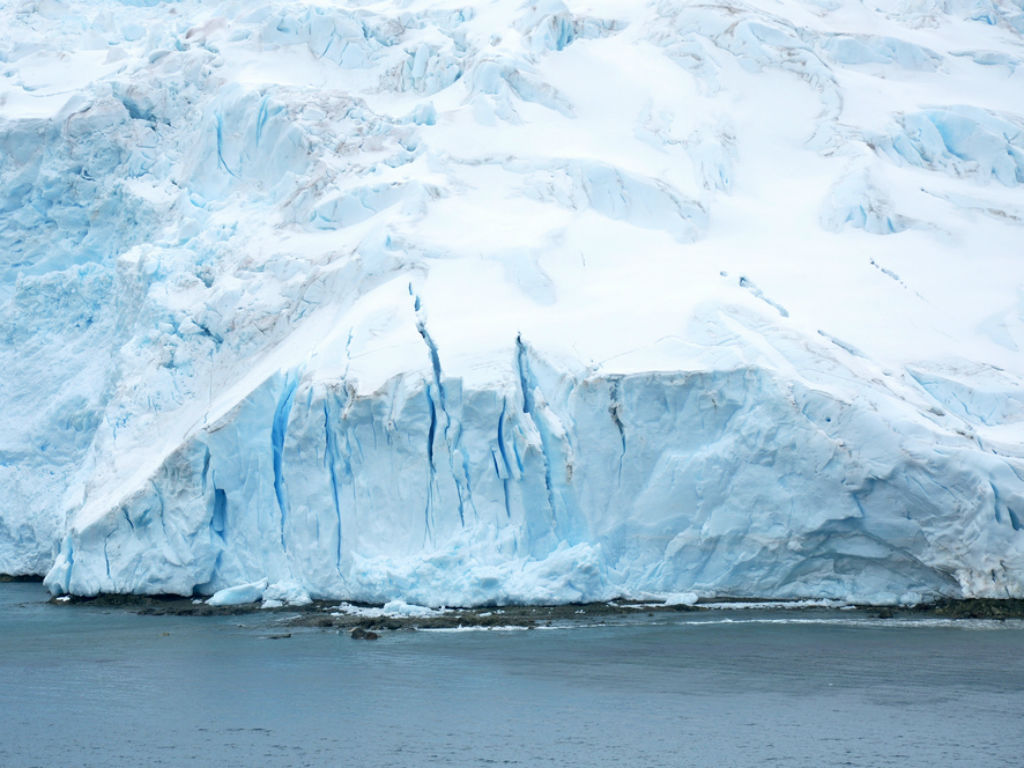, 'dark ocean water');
2,582,1022,767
